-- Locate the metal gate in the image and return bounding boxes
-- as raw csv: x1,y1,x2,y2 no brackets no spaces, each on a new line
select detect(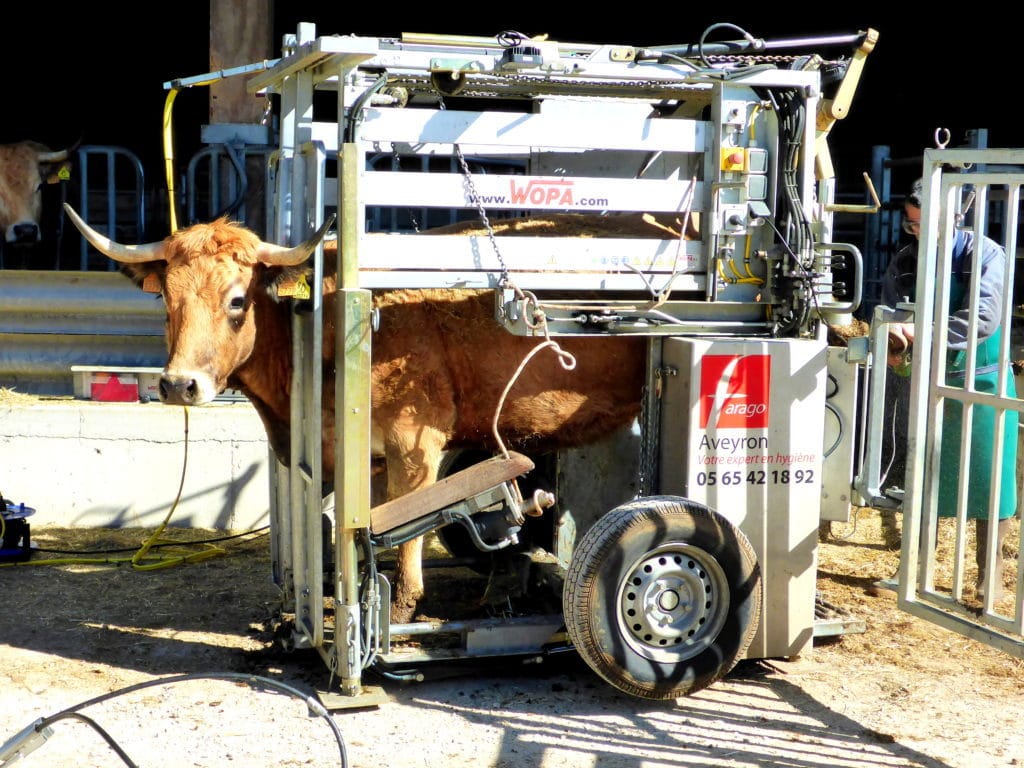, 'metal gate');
881,149,1024,654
